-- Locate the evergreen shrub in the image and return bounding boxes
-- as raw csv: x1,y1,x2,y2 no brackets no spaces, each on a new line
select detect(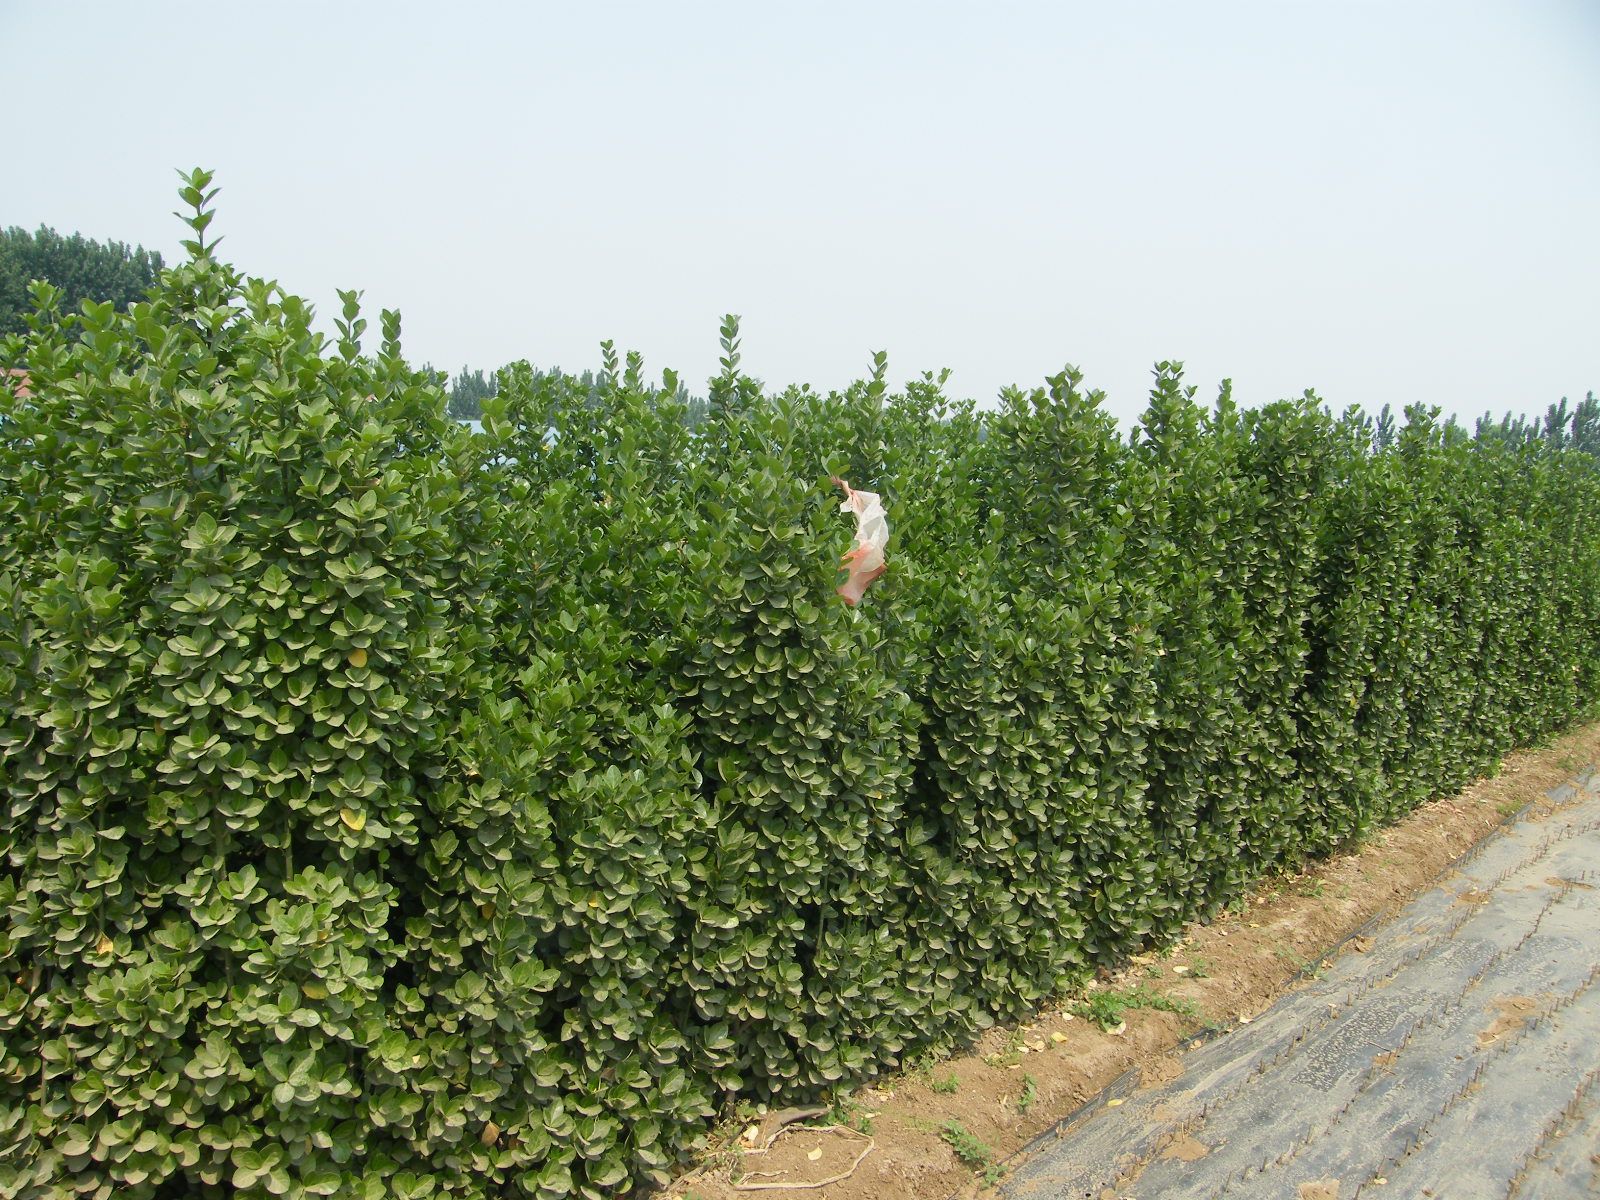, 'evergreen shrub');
3,172,1598,1198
